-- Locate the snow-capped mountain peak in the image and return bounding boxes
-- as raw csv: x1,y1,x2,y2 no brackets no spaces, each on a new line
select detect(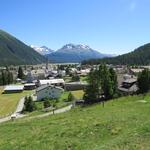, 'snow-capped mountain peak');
77,44,91,50
61,43,91,50
30,45,54,55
